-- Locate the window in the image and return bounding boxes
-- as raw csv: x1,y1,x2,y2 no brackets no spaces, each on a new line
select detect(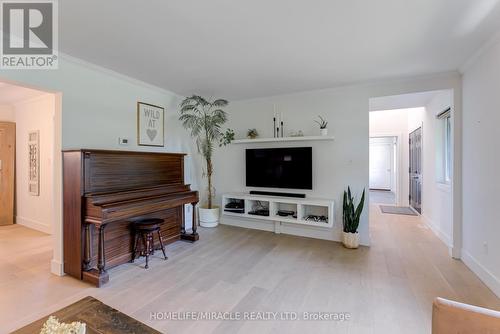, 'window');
444,114,451,183
437,107,452,184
